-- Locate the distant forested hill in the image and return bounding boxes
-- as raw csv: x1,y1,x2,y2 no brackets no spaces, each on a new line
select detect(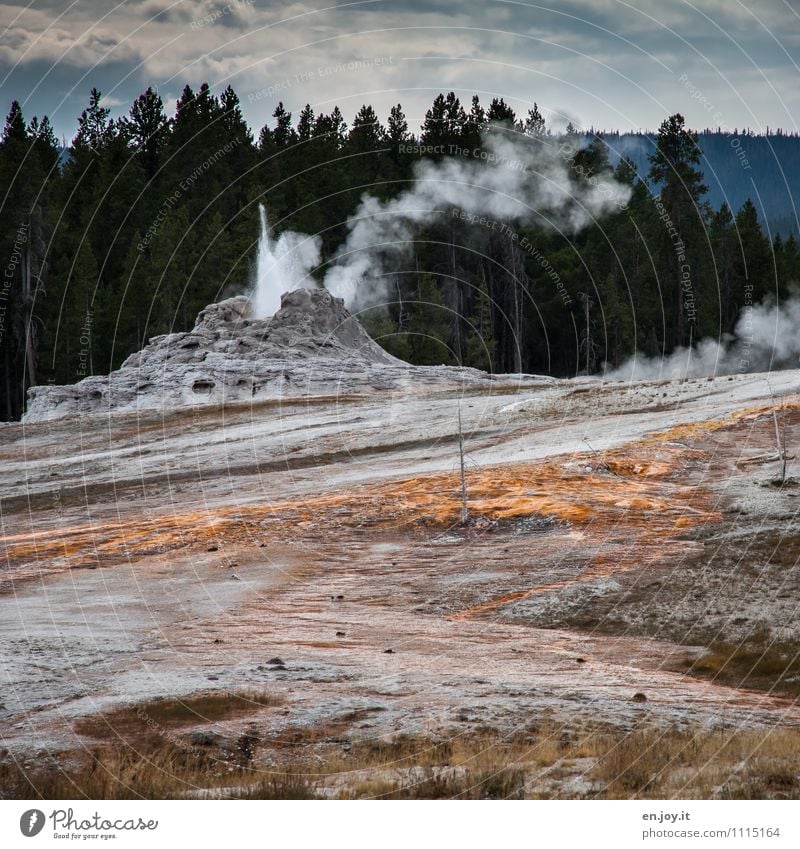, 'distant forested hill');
600,130,800,236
